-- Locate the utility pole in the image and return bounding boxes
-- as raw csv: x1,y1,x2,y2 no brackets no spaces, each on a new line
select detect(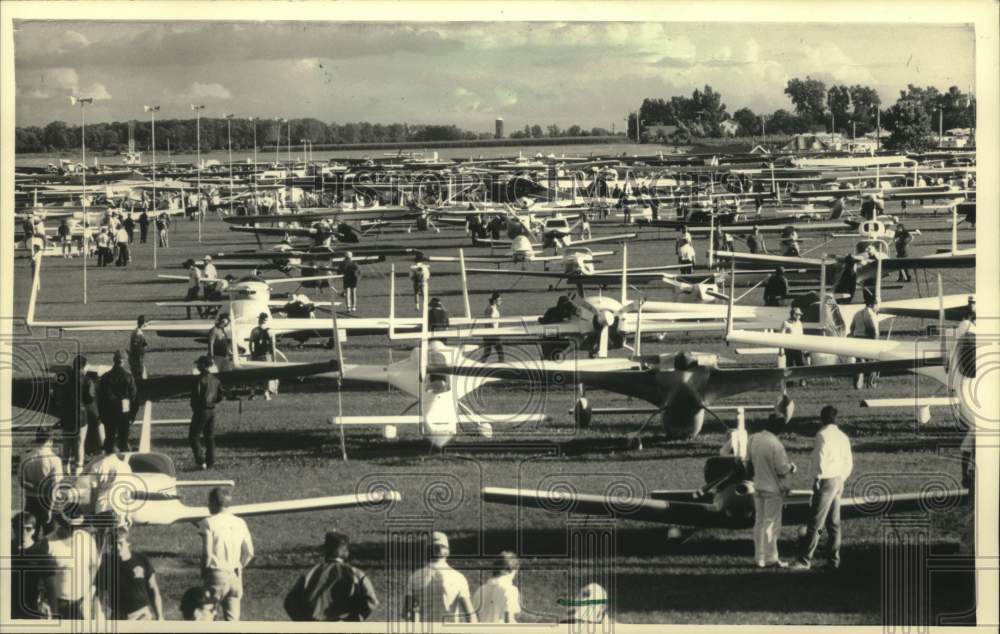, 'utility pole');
191,104,205,242
71,96,95,303
144,104,160,268
249,116,258,197
225,113,235,216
